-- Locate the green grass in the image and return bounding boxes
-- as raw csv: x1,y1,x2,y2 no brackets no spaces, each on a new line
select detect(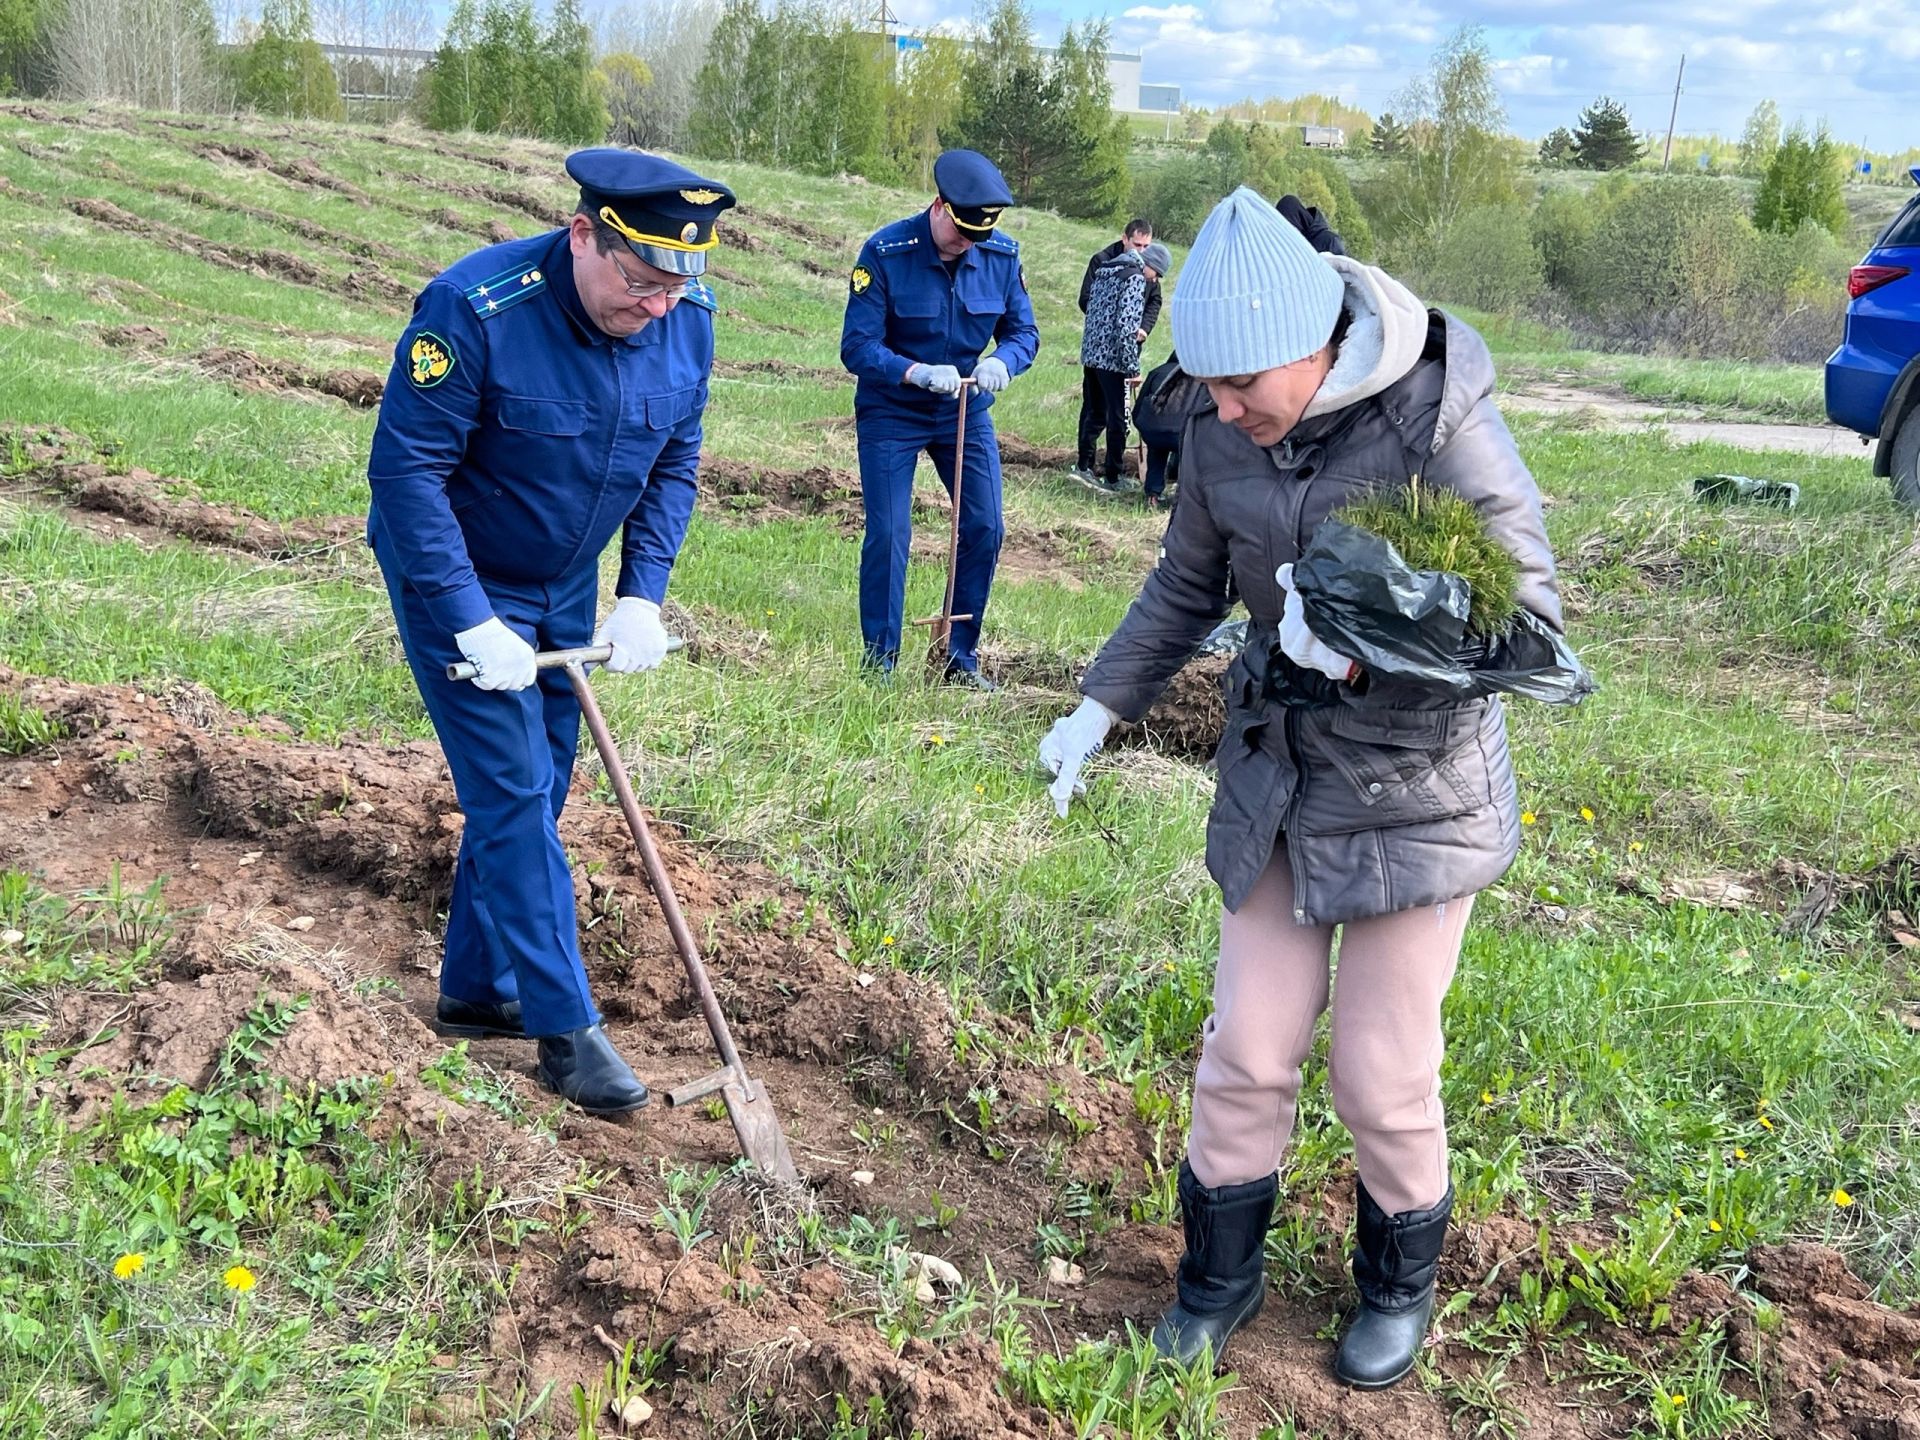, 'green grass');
0,874,509,1438
4,104,1920,1436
